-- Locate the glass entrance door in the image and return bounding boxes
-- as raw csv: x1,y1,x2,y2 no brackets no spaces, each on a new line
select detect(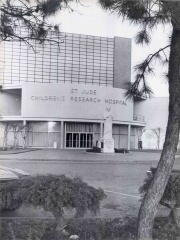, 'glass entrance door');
66,133,72,148
73,133,79,148
87,134,93,148
80,133,86,148
66,133,93,148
